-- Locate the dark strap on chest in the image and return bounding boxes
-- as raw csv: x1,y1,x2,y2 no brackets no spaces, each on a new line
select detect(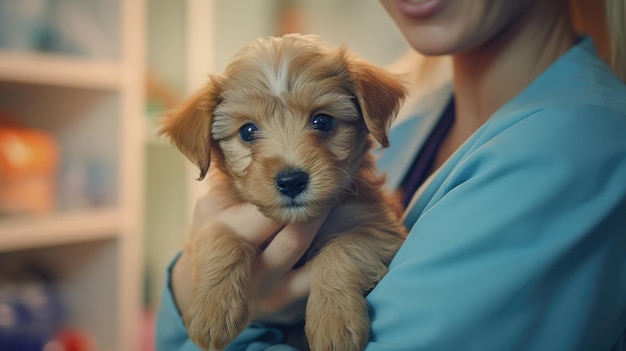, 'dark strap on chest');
400,99,455,208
